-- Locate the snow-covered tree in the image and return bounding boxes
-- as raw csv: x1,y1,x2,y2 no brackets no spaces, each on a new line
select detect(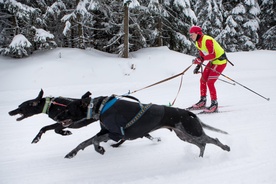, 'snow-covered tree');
41,0,66,47
258,0,275,50
222,0,260,51
1,0,274,59
162,0,196,53
61,0,95,49
32,26,57,50
100,0,146,55
2,34,33,58
0,0,40,48
194,0,224,37
0,0,59,57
